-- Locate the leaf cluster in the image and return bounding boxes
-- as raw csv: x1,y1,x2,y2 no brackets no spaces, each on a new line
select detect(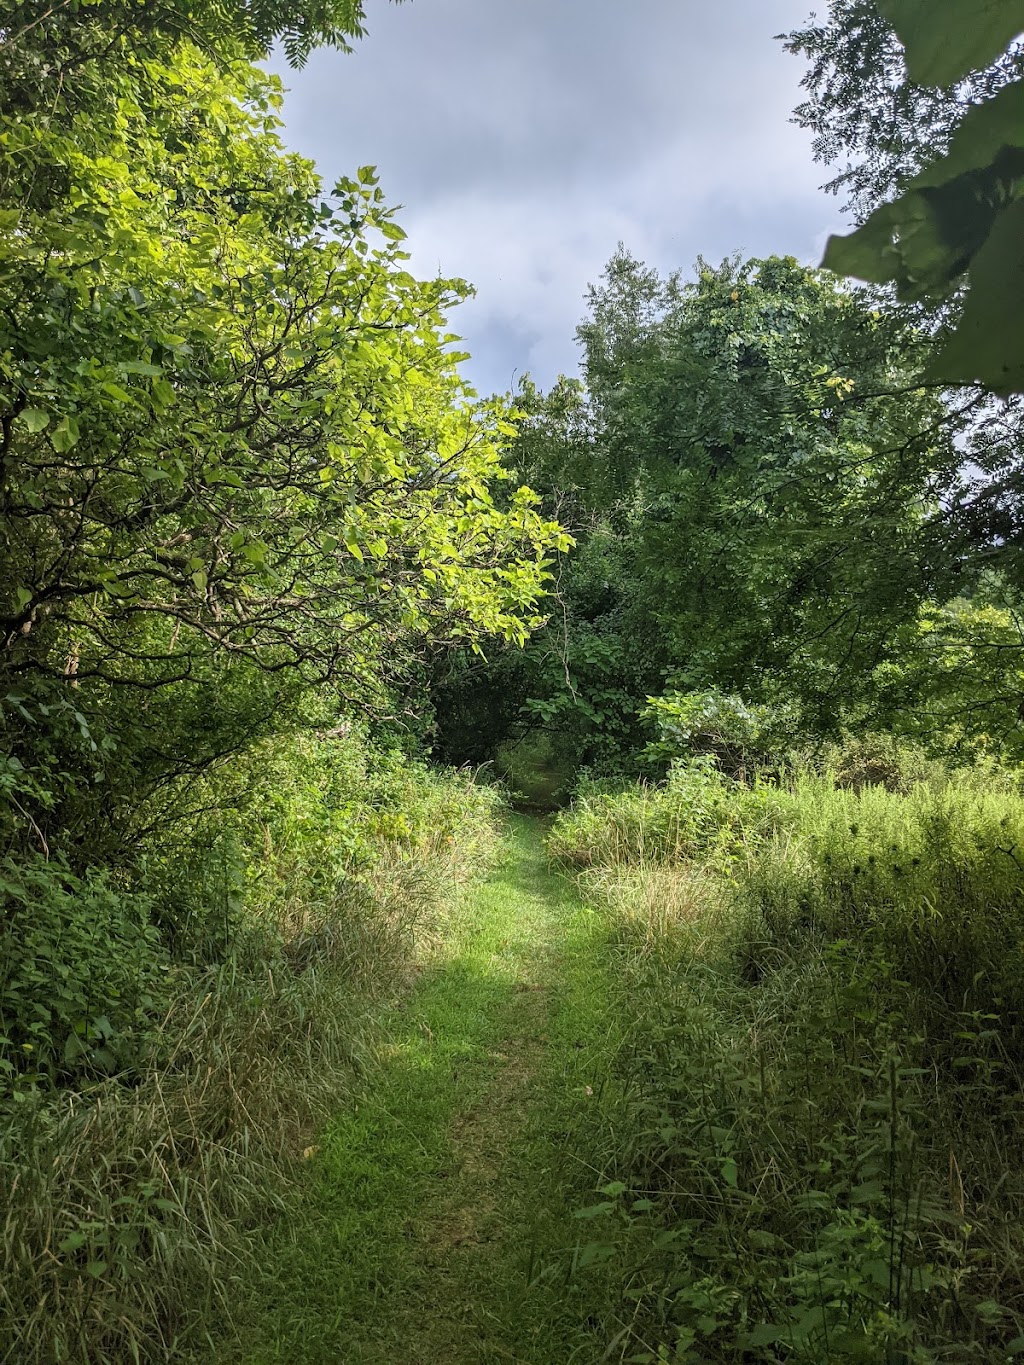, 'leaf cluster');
810,0,1024,391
